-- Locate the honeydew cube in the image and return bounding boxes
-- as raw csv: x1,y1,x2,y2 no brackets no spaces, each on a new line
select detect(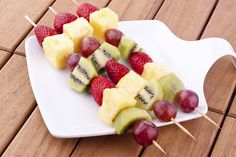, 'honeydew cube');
90,8,118,41
63,18,93,53
116,71,147,97
43,34,74,69
98,88,137,125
